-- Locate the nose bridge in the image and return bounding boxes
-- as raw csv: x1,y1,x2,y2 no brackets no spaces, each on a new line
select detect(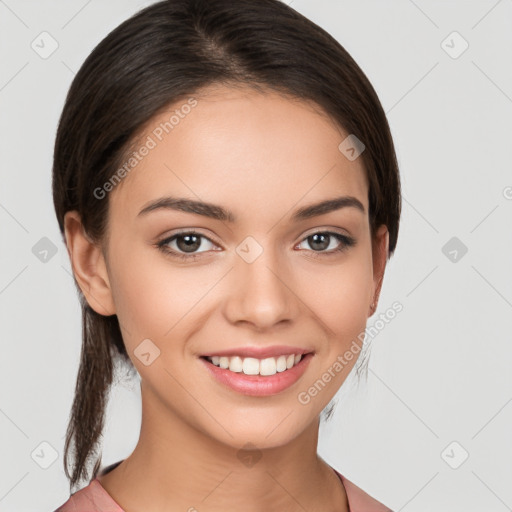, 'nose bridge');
225,236,296,327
